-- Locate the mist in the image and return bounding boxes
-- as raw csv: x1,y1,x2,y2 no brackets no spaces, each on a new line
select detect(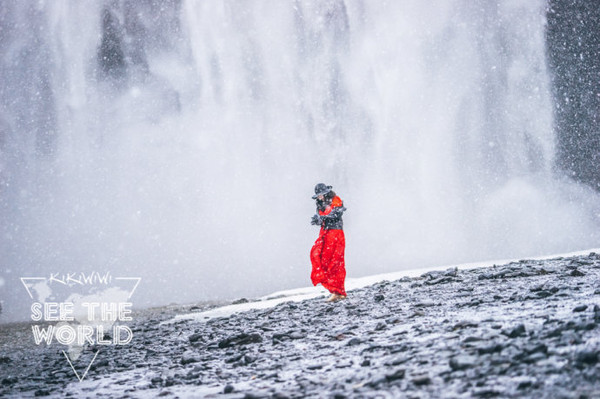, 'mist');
2,0,600,322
